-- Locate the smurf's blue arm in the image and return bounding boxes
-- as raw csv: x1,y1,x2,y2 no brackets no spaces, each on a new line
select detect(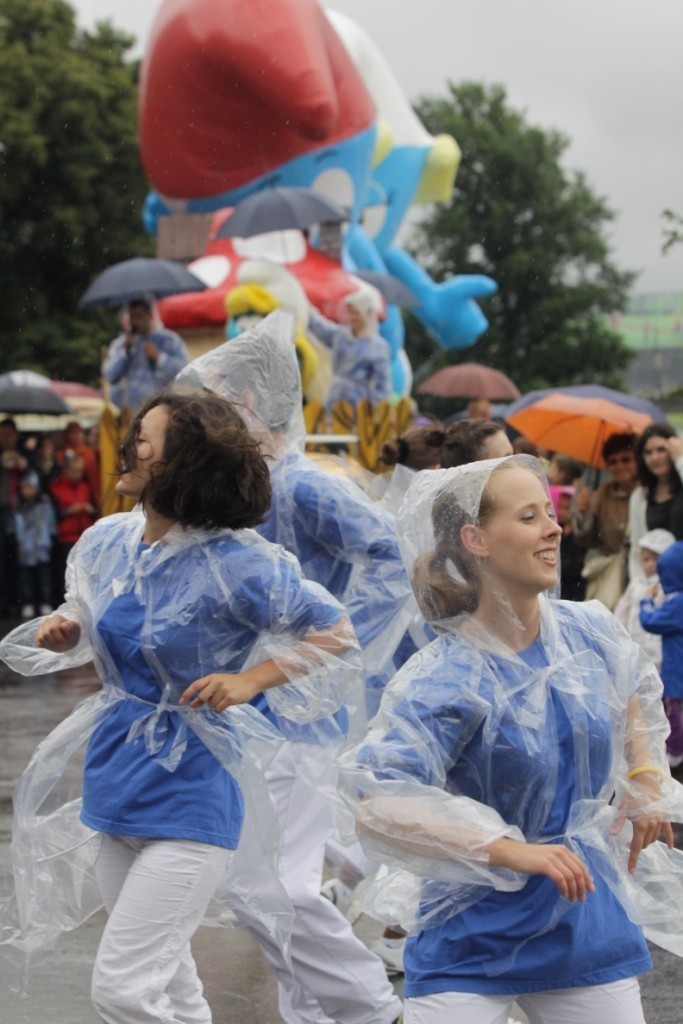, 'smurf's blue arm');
382,246,497,351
